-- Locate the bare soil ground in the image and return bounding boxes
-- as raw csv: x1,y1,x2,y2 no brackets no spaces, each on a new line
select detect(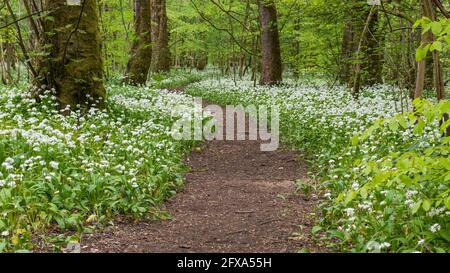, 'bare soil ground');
81,99,322,253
